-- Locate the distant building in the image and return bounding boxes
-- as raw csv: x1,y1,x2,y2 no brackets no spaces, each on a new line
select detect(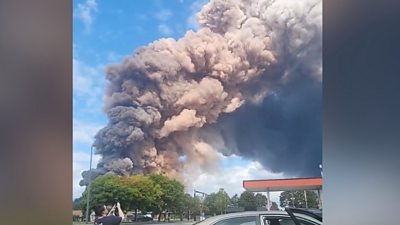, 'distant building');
72,210,83,222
